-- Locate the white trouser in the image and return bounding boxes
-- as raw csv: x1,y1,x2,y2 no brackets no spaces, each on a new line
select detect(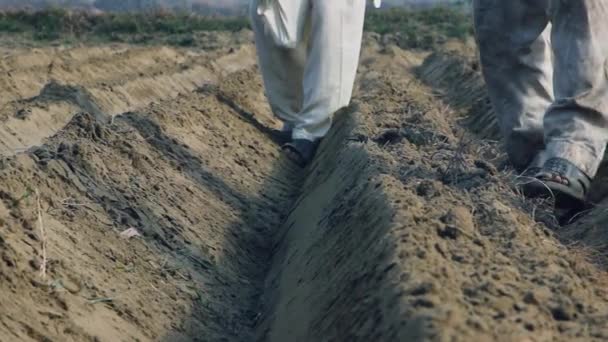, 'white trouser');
250,0,366,141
